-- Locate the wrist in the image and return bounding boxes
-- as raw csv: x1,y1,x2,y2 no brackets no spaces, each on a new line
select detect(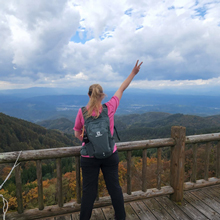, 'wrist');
131,71,137,76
